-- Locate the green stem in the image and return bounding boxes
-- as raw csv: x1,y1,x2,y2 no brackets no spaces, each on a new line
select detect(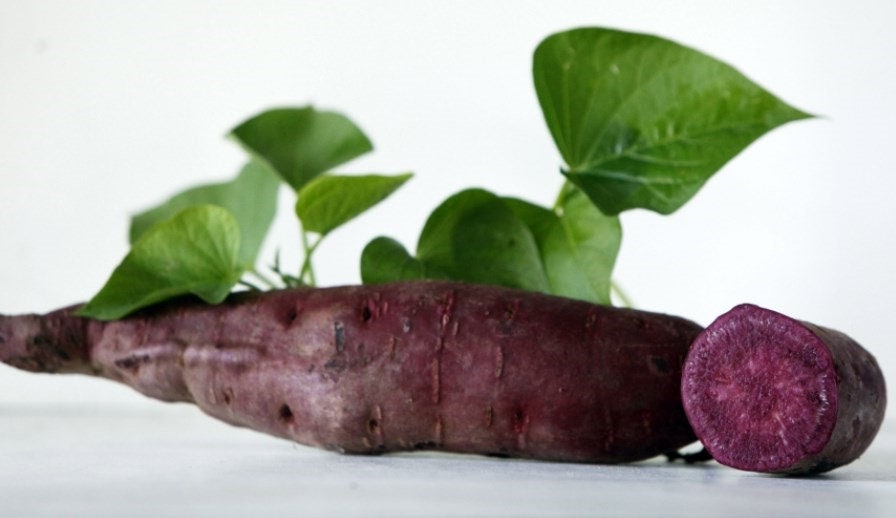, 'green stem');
299,230,320,287
238,278,265,292
611,280,634,308
552,180,573,211
248,268,281,290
